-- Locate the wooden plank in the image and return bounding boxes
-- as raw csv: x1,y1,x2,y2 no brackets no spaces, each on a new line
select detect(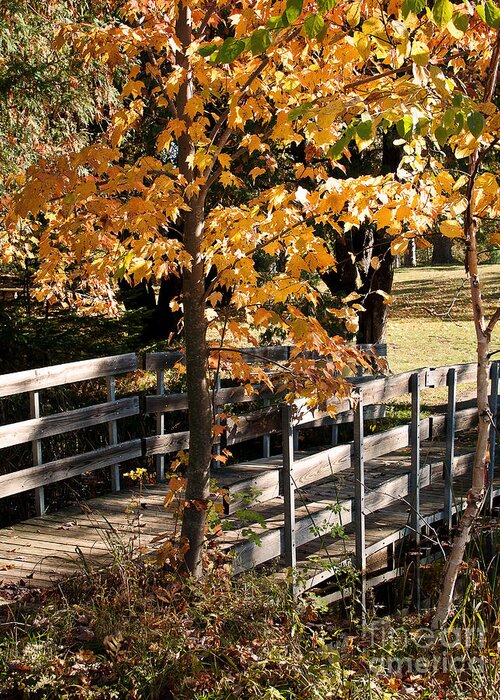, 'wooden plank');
0,440,142,498
144,351,184,371
144,346,288,372
144,431,190,456
29,390,45,516
145,383,276,414
453,452,474,477
107,376,120,492
293,422,428,491
444,368,457,530
155,368,166,481
410,372,421,555
349,369,424,406
0,353,138,398
298,404,386,431
427,362,477,388
226,406,281,446
282,404,296,569
0,397,139,449
353,392,366,619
